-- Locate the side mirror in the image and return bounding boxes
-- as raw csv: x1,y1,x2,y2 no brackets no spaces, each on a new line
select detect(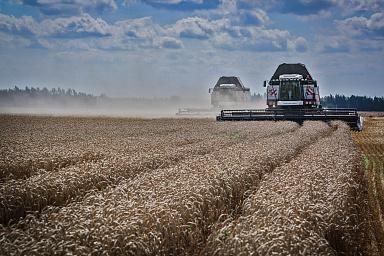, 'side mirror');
314,81,317,87
263,81,267,87
208,88,212,93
